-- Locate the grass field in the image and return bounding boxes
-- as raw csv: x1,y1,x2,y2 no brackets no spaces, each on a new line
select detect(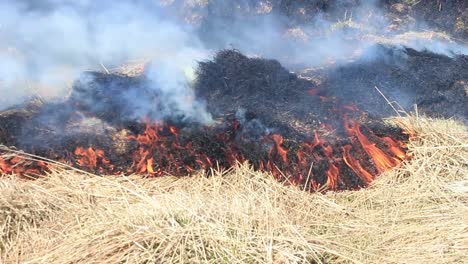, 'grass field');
1,116,467,263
